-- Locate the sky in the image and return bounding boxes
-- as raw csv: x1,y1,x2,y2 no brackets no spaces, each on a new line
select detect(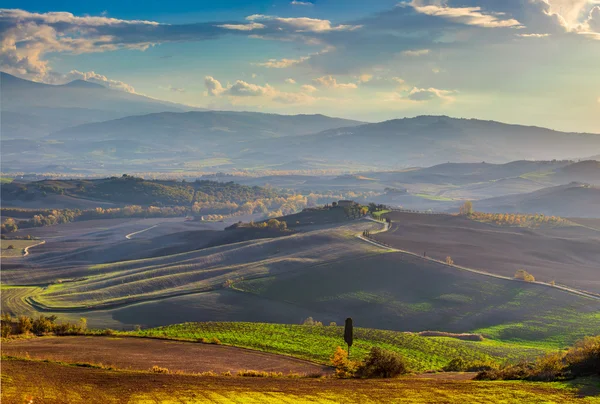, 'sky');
1,0,599,132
